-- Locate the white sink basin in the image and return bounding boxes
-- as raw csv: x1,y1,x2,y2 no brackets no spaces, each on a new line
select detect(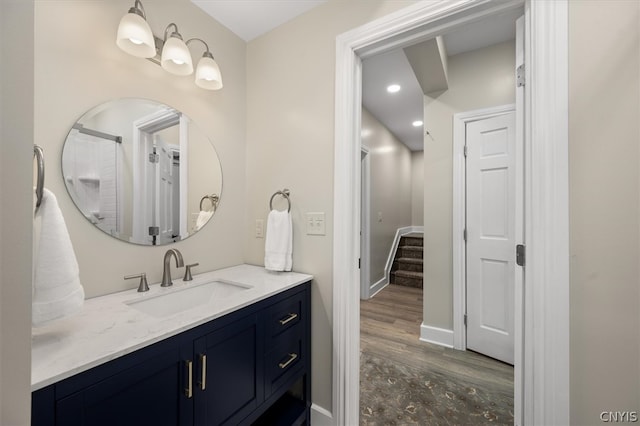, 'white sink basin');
126,280,252,318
